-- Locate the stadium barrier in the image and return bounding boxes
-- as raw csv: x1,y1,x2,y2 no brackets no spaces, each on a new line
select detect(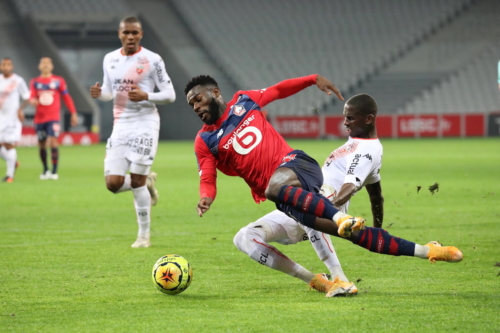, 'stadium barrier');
273,113,499,138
